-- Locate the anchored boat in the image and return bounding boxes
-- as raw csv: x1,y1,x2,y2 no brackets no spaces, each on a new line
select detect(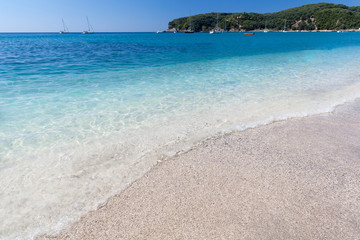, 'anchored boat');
83,17,94,34
59,19,69,34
